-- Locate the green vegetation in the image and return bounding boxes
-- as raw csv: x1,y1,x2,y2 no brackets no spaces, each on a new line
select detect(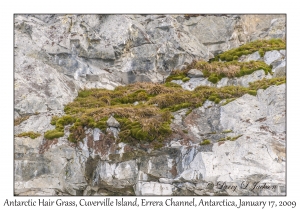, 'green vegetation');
167,60,272,84
218,134,243,142
249,76,286,90
165,70,188,83
221,98,236,106
16,131,41,139
44,77,285,145
222,130,232,134
200,139,211,145
210,39,286,62
165,39,285,84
